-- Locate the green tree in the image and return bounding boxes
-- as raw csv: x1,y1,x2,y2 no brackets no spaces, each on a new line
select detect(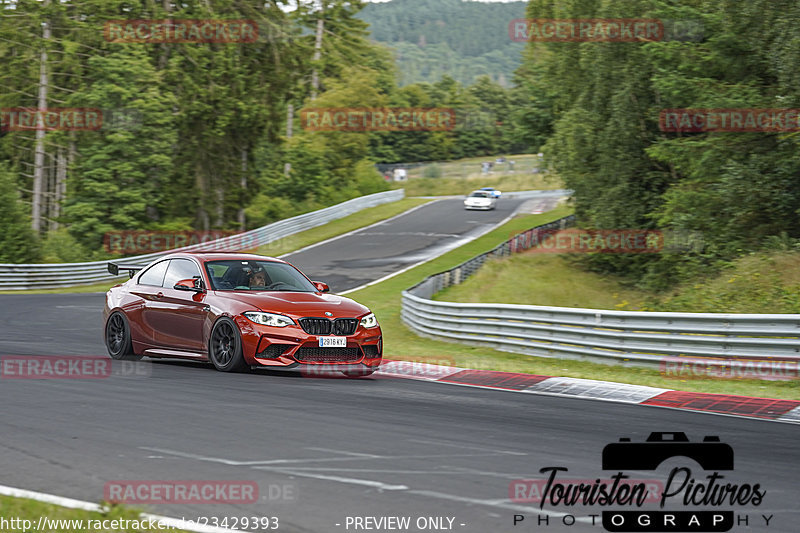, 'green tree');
63,47,177,248
0,162,39,262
